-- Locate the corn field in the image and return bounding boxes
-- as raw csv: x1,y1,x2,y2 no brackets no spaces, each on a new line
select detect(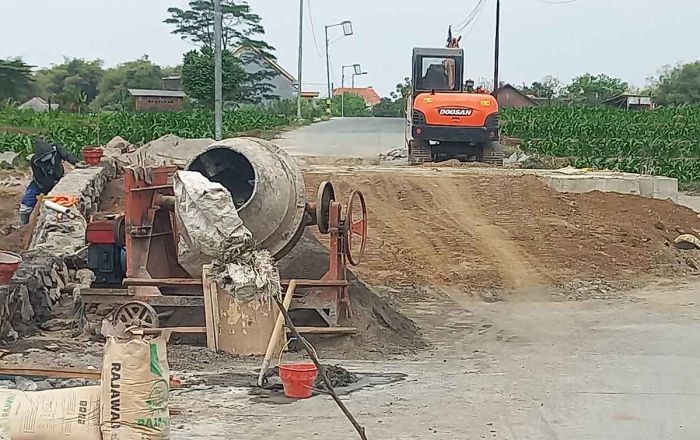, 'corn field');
0,108,291,155
501,106,700,184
